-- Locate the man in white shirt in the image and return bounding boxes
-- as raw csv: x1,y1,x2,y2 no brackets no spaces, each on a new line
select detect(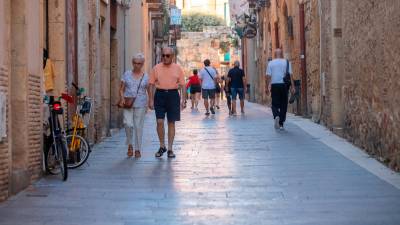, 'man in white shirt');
199,59,218,116
265,49,295,130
